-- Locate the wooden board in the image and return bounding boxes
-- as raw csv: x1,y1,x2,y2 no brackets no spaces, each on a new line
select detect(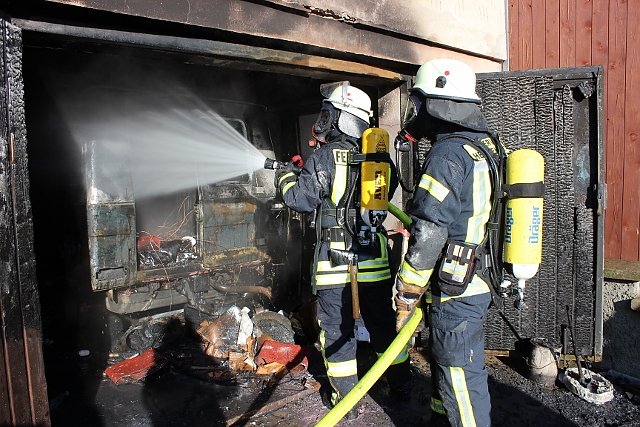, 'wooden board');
545,0,561,68
559,0,576,67
624,0,640,260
